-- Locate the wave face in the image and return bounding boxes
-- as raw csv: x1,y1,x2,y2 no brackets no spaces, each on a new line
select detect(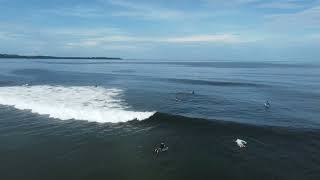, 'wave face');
0,85,155,123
